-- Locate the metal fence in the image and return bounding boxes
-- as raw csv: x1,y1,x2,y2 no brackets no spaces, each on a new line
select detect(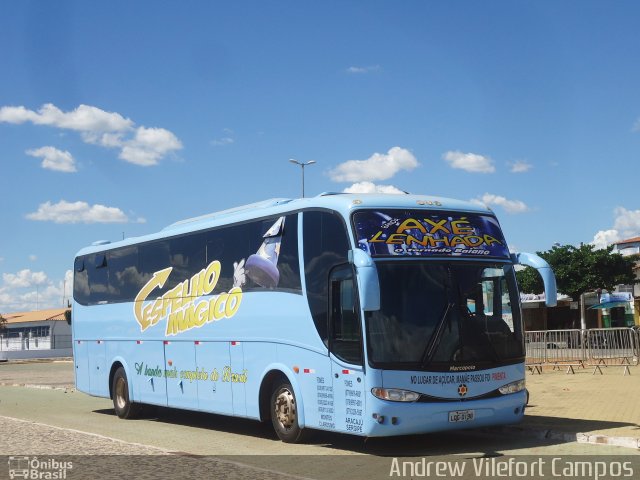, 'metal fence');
0,333,72,351
525,327,640,375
